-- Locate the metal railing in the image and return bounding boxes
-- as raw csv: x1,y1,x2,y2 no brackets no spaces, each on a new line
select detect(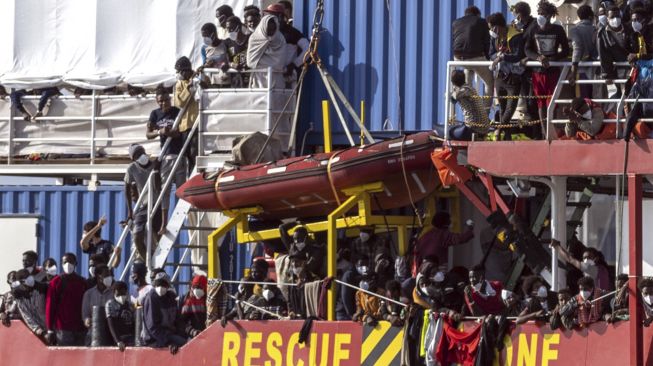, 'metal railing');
444,60,635,141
